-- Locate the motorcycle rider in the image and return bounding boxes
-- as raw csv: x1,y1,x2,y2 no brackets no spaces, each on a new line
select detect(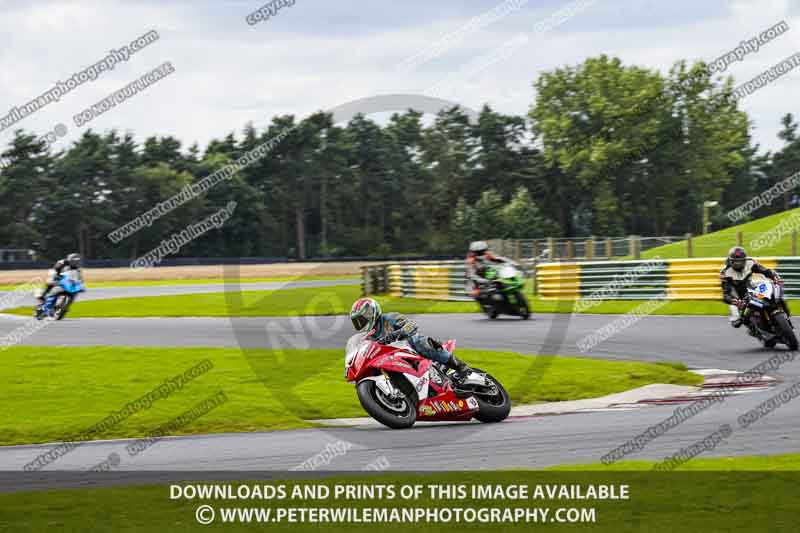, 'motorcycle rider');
349,297,479,385
720,246,783,328
36,253,83,304
465,241,511,300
